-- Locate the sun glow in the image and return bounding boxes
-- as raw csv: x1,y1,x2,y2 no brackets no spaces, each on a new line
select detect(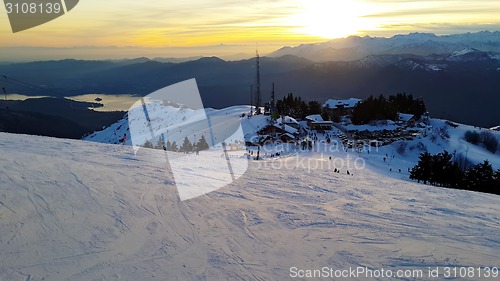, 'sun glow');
290,0,376,39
